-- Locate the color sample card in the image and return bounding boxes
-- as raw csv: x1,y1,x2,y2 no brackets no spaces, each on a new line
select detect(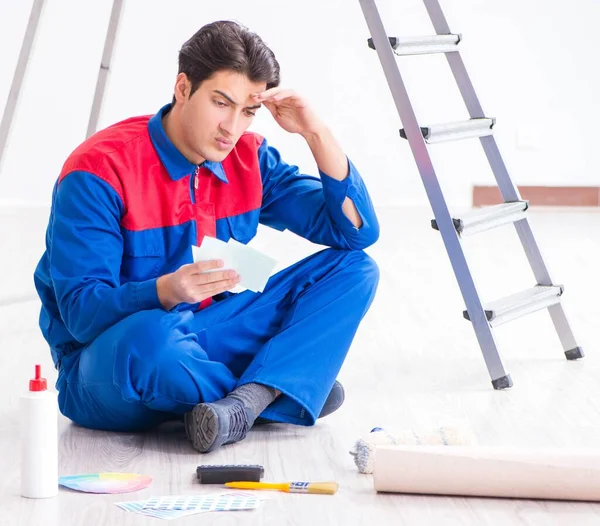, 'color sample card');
143,494,260,512
59,473,152,494
116,492,261,520
116,500,200,520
